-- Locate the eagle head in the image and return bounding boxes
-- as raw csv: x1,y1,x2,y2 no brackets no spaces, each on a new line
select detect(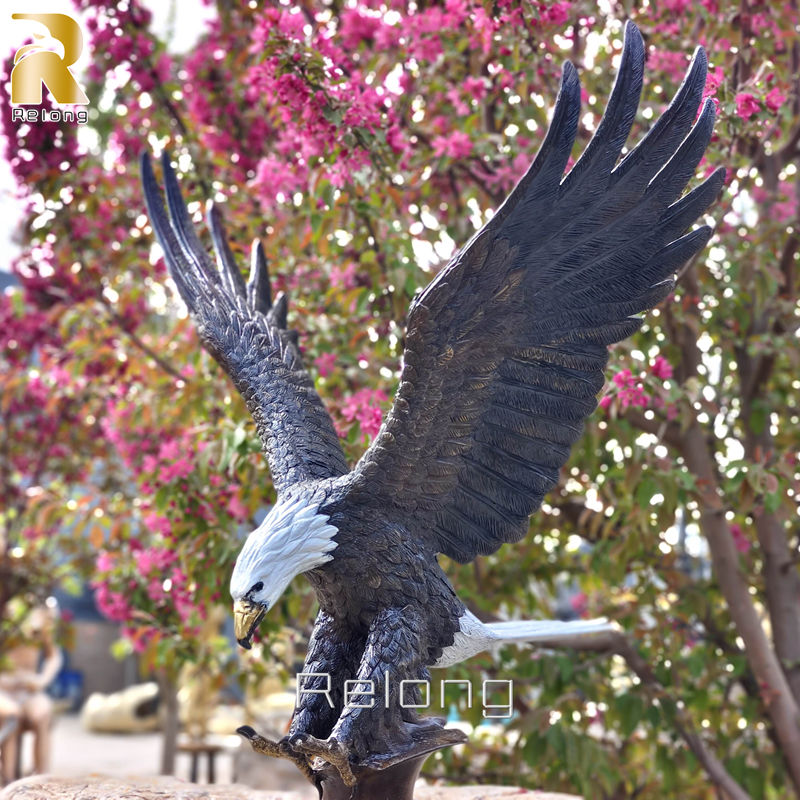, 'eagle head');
229,495,338,649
